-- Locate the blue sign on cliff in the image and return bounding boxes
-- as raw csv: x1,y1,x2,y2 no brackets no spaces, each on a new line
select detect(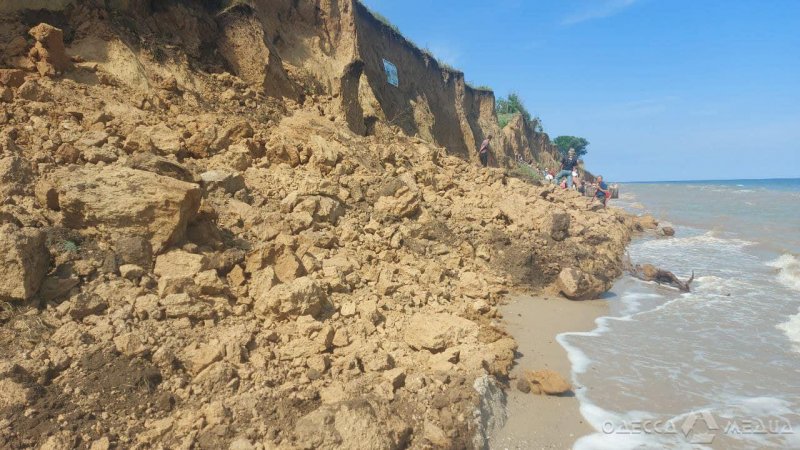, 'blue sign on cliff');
383,59,399,87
